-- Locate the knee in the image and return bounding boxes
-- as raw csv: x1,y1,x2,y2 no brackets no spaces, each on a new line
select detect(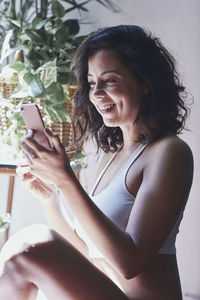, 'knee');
0,224,53,275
